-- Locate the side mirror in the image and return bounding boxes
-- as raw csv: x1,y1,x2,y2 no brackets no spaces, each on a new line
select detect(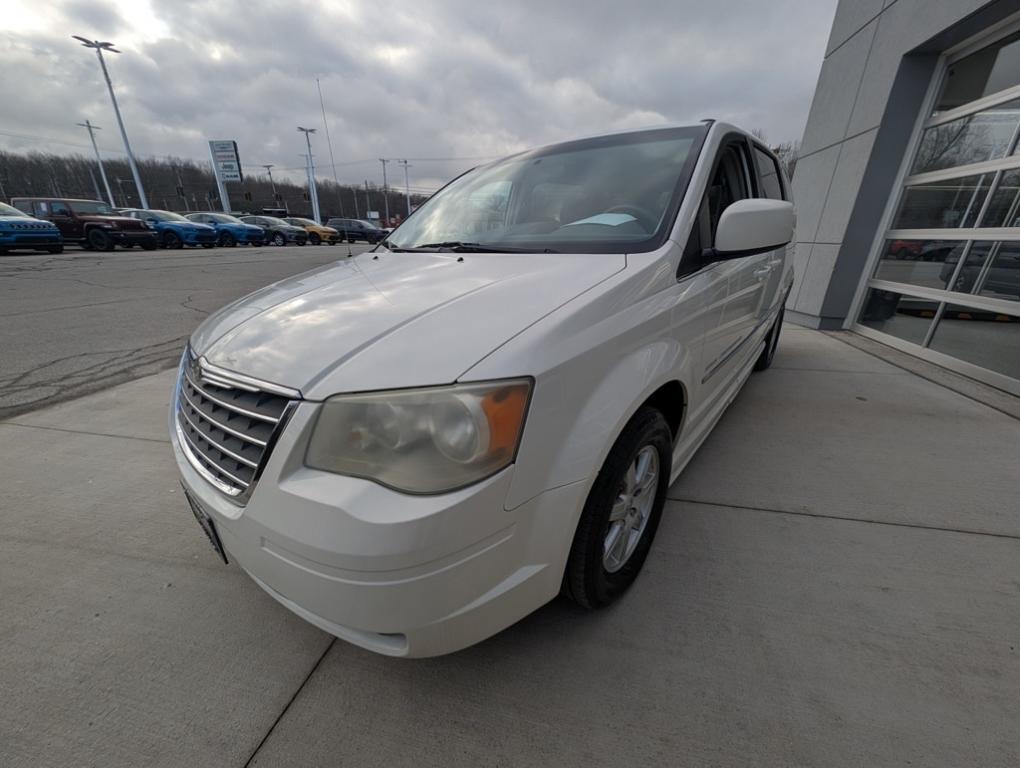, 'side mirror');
706,199,795,262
